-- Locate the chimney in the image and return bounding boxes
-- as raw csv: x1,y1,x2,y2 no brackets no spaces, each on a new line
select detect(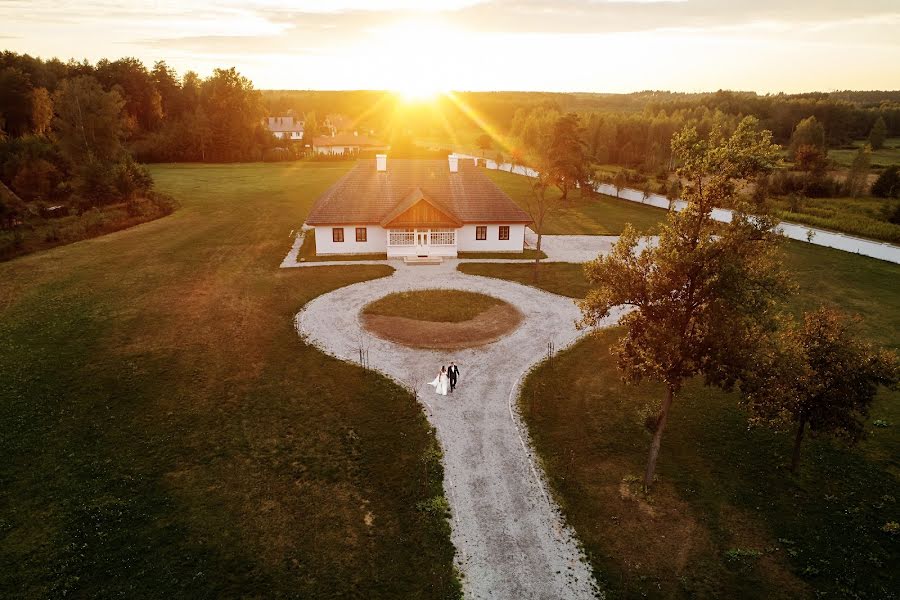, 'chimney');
448,153,459,173
376,154,387,172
